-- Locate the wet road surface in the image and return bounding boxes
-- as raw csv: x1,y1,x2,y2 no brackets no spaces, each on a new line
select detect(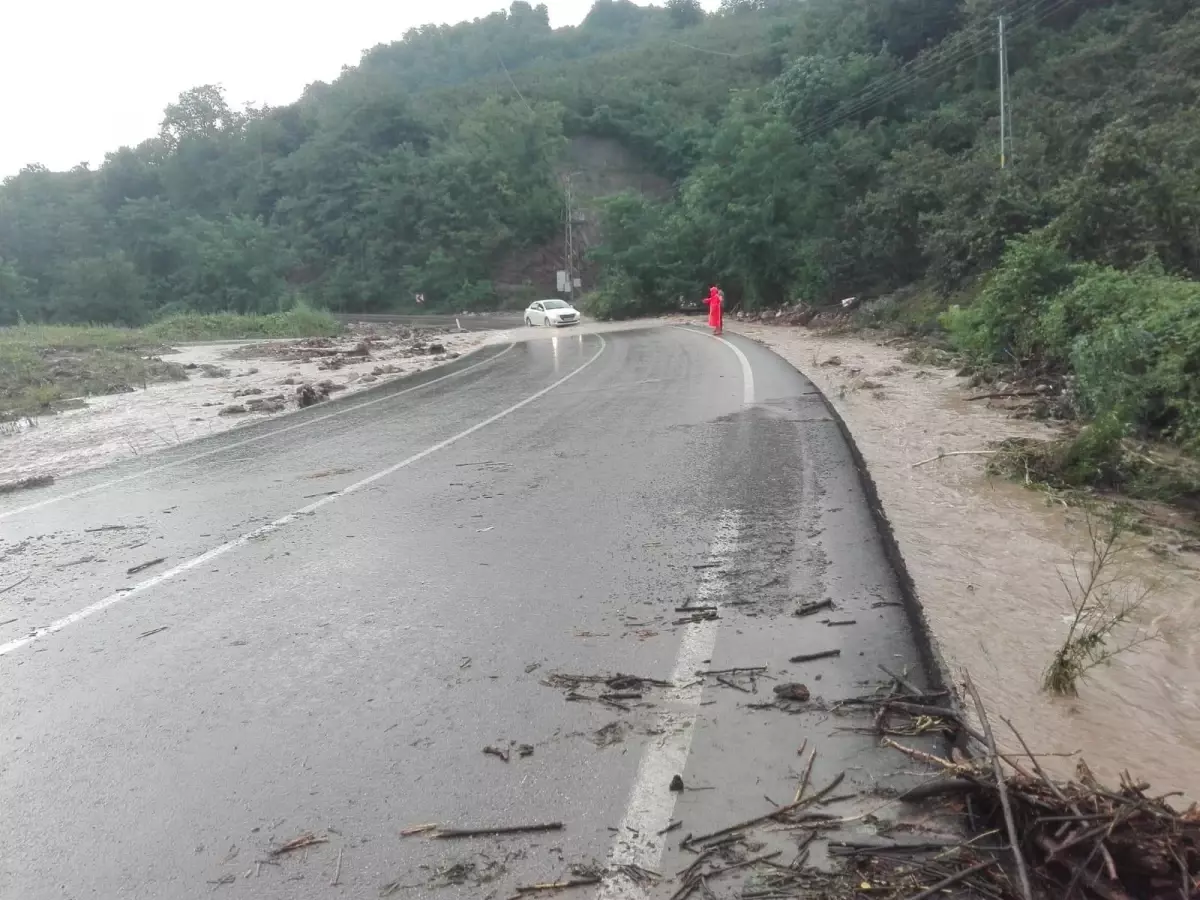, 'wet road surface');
0,325,939,899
